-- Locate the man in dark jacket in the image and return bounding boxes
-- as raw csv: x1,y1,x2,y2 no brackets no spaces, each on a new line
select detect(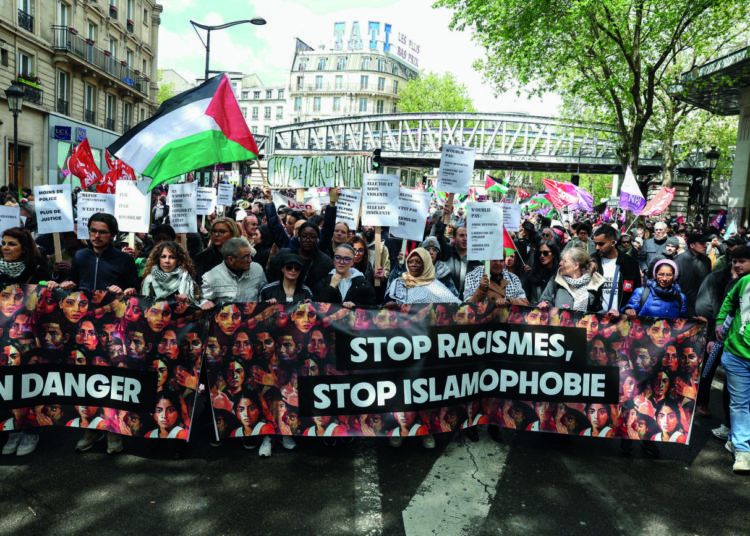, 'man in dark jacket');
433,223,480,297
646,236,679,281
593,225,642,313
675,233,712,317
638,221,669,272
